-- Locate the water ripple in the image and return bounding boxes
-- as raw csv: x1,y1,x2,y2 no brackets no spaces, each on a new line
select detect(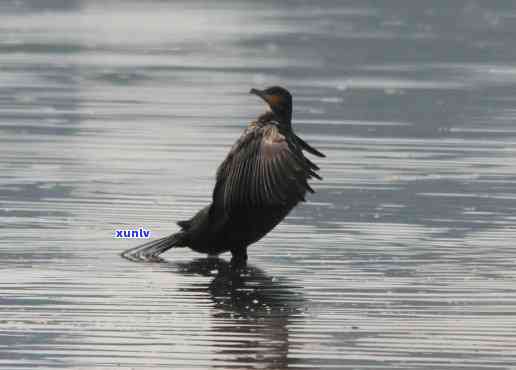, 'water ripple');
1,1,516,369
